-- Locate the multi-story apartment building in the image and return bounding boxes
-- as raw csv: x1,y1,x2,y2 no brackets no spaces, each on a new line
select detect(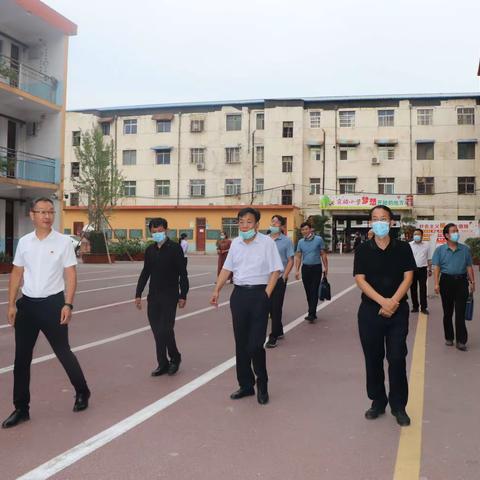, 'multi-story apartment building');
63,93,479,252
0,0,76,256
